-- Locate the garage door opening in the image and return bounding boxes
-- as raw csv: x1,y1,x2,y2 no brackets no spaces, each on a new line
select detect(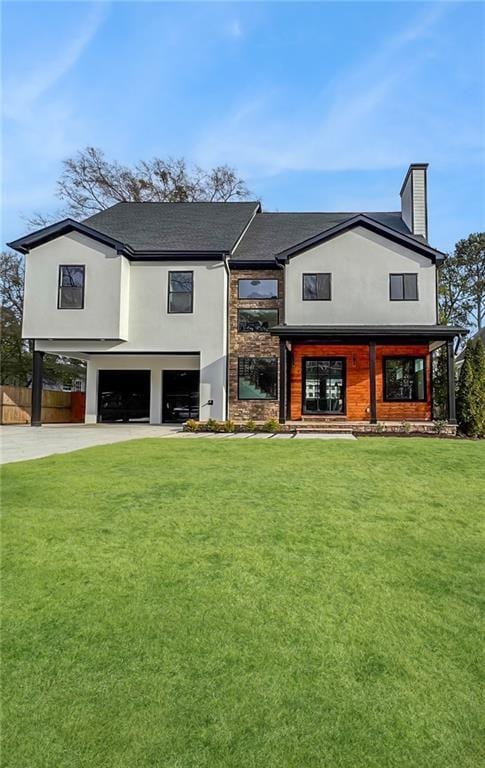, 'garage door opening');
163,370,199,423
98,370,150,423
